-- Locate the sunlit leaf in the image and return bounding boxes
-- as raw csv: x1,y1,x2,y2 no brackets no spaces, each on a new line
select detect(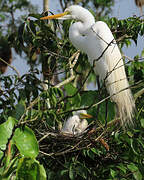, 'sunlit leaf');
117,163,127,174
127,163,142,180
130,139,139,155
140,119,144,128
13,126,39,158
127,131,133,138
64,83,81,108
110,169,117,178
0,117,16,158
